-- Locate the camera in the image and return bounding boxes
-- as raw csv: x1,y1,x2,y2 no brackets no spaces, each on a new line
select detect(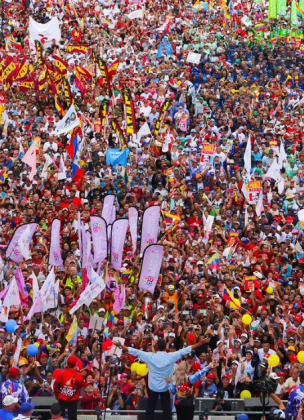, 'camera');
254,377,278,395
